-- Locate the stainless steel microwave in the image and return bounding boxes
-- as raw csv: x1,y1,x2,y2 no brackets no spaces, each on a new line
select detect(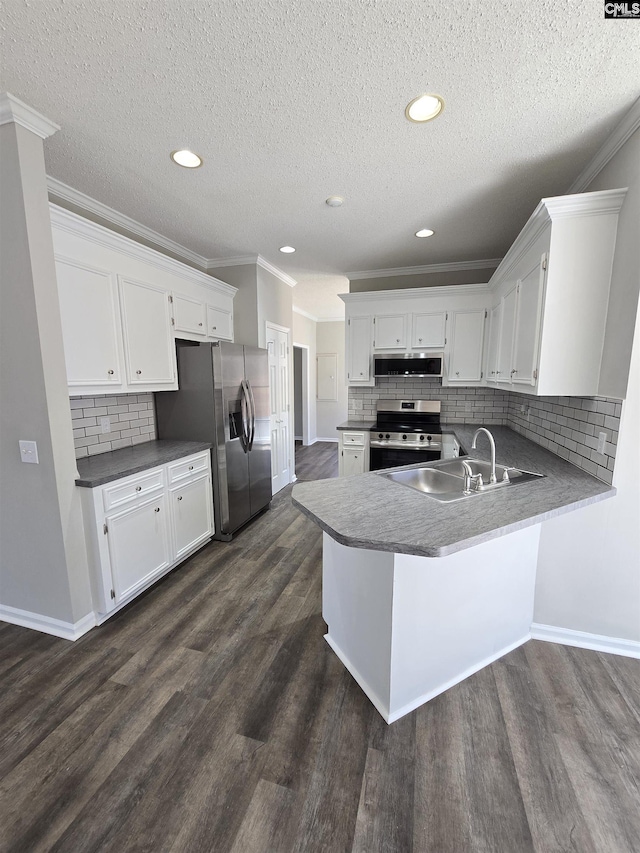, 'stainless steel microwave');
373,352,444,378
